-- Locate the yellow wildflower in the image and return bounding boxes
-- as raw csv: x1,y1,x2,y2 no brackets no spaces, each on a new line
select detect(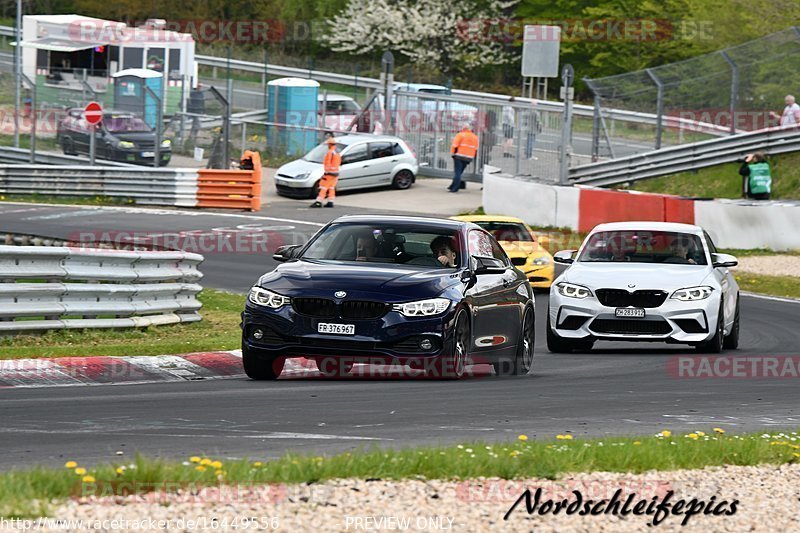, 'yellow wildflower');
74,467,87,475
82,475,96,483
64,461,78,469
518,435,528,441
